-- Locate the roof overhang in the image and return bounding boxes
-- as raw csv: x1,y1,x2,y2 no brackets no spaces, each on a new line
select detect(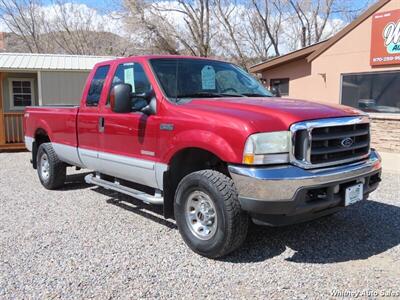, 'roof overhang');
0,52,115,71
249,40,328,73
0,68,92,72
